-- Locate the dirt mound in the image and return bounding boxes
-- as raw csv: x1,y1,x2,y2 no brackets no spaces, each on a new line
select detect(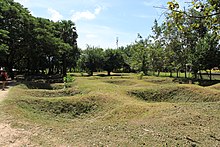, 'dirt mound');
24,88,81,97
209,83,220,90
17,98,98,119
19,81,70,90
129,85,220,102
